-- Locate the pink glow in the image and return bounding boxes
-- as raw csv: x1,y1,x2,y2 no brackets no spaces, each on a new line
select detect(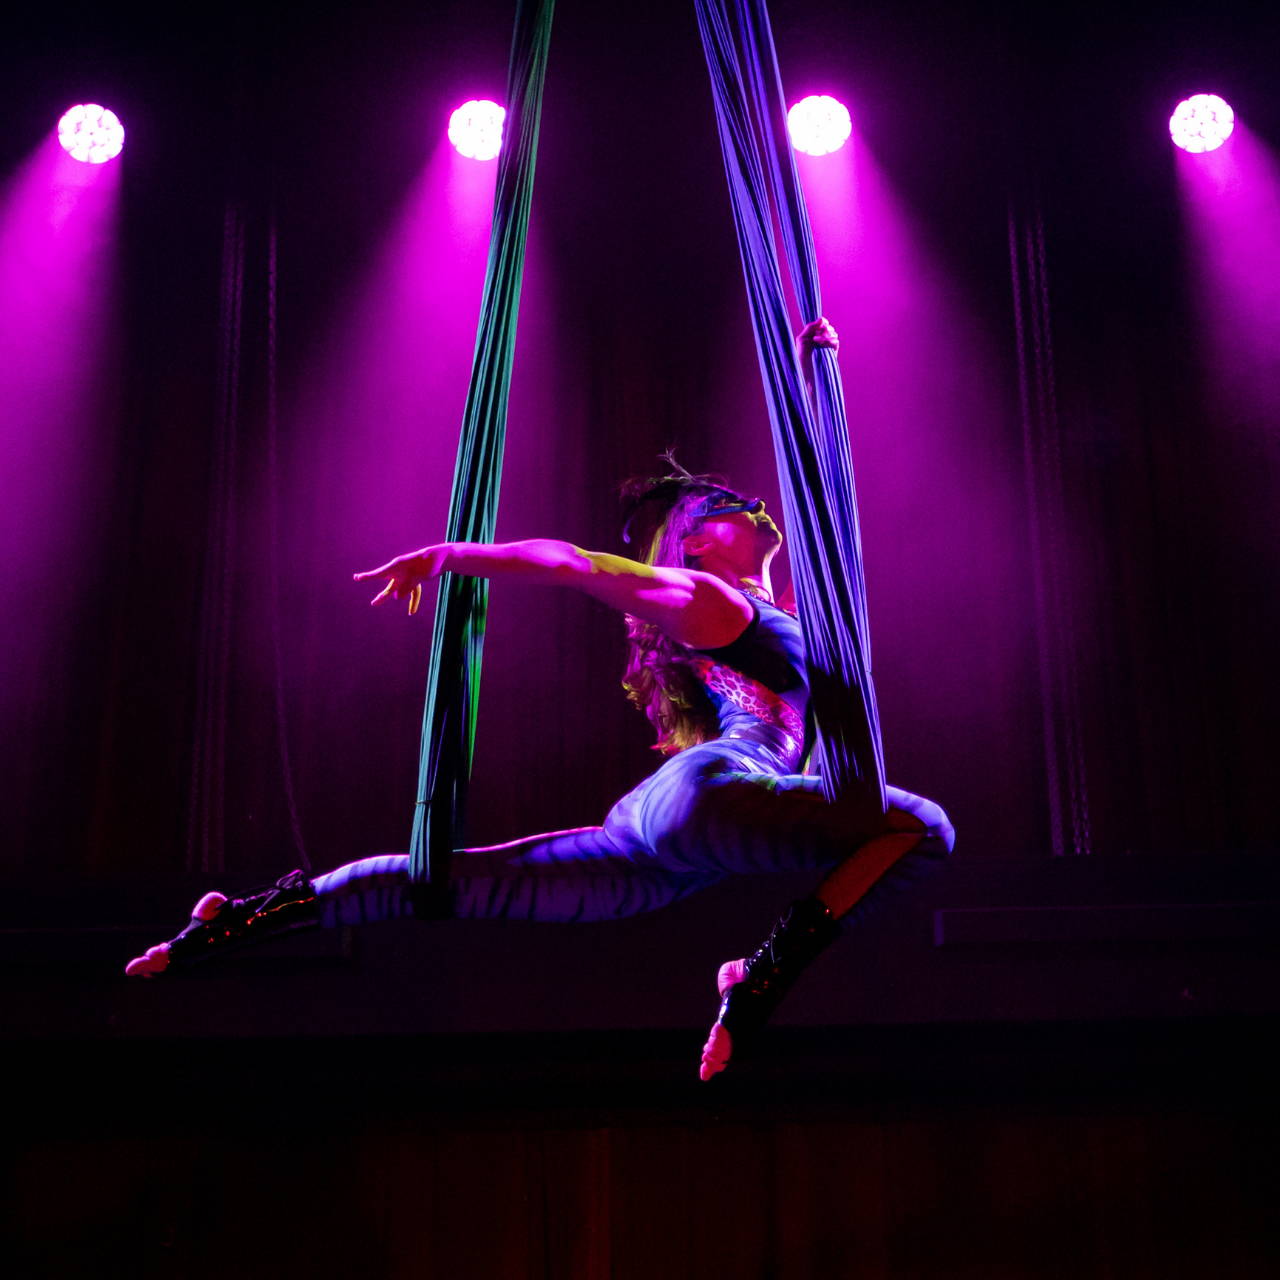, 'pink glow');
1169,94,1235,154
57,103,125,164
448,100,505,161
787,95,852,157
1176,122,1280,427
0,137,120,764
277,132,559,847
281,140,497,738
